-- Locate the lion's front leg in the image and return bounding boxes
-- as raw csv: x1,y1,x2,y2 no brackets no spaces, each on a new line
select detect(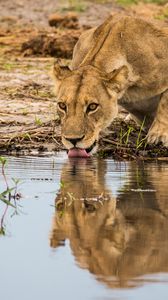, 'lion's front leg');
147,90,168,147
